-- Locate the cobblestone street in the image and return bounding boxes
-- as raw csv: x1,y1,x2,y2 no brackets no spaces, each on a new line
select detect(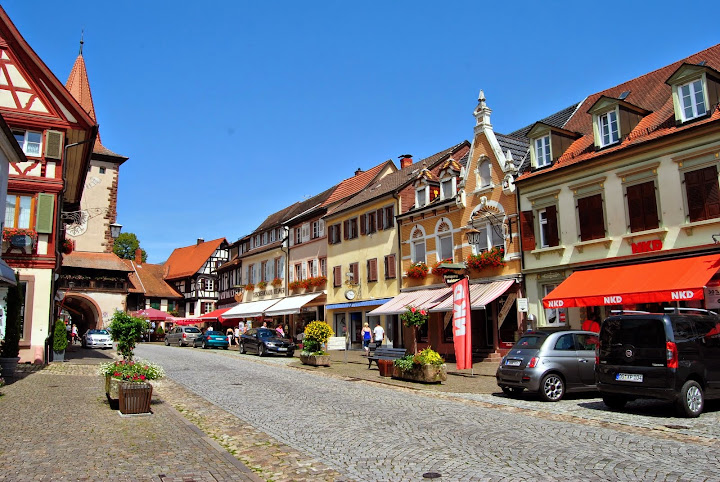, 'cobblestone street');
137,344,720,481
